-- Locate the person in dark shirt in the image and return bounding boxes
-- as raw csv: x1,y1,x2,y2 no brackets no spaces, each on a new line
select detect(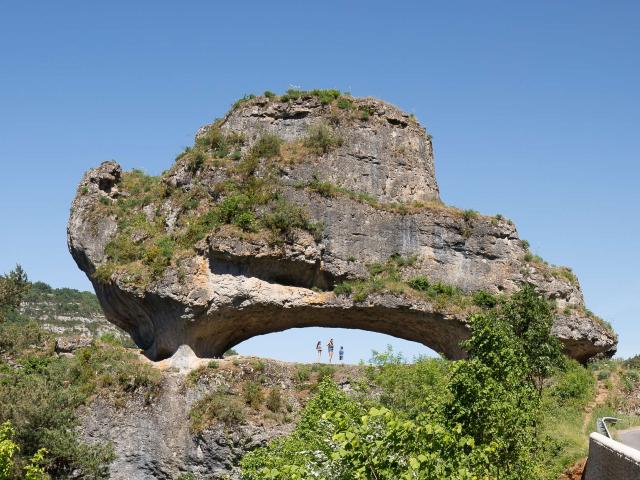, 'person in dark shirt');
327,338,334,363
339,346,344,363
